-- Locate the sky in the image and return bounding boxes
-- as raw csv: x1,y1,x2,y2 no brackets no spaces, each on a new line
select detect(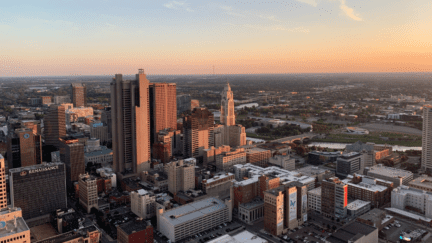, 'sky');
1,0,431,76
